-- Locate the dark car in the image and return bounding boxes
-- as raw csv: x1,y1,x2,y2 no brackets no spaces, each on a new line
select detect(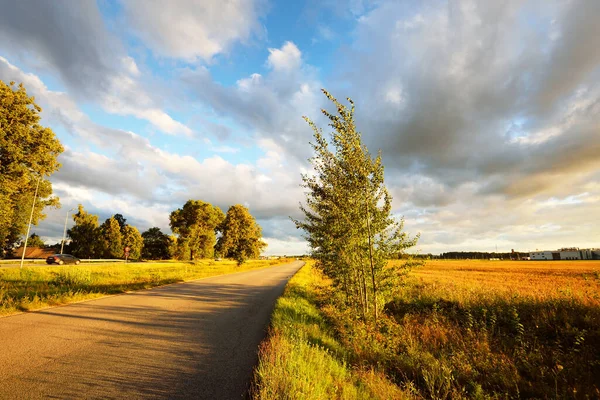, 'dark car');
46,254,81,265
